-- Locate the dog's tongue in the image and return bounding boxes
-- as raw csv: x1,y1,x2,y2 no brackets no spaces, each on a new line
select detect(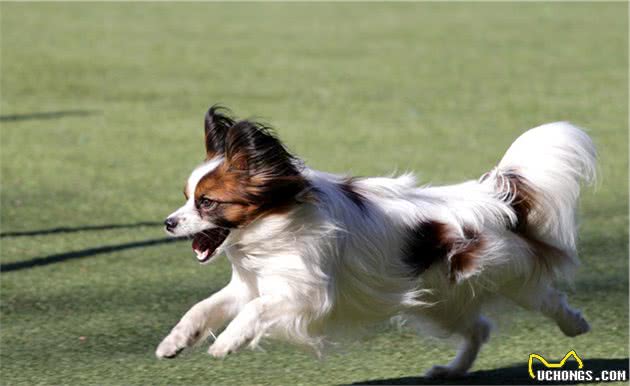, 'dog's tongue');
191,228,230,263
